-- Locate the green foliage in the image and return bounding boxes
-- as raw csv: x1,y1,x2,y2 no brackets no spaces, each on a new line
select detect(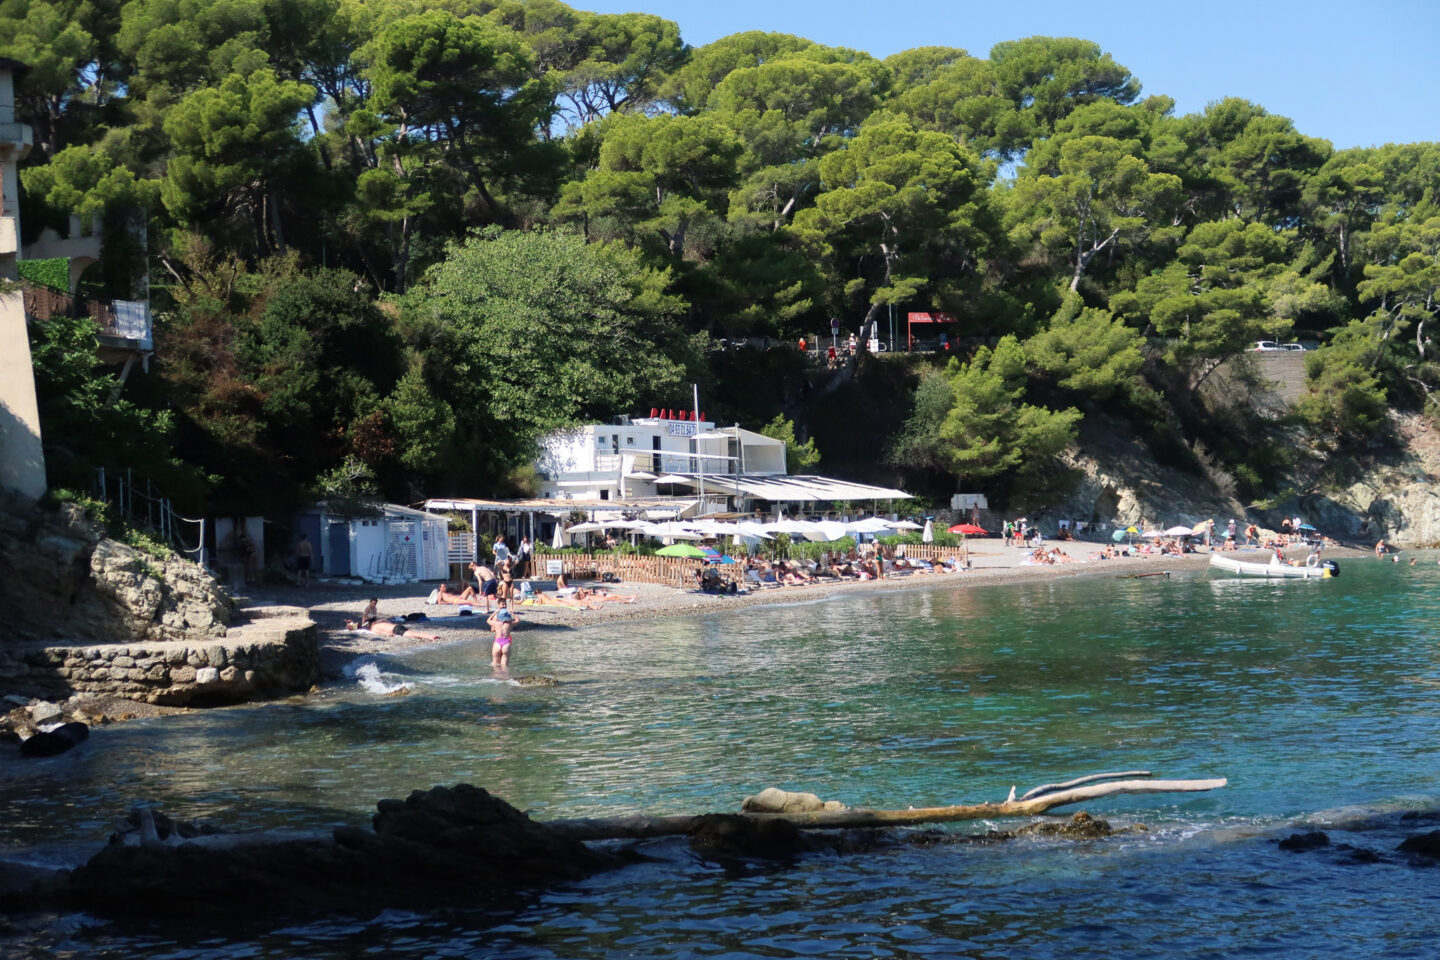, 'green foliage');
43,488,113,526
785,536,856,562
1292,318,1391,446
1025,294,1152,404
757,414,820,474
312,455,383,518
17,257,70,292
12,3,1440,515
28,312,200,497
888,365,955,476
934,336,1083,488
793,113,994,329
1007,134,1182,292
879,531,961,547
405,227,697,471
